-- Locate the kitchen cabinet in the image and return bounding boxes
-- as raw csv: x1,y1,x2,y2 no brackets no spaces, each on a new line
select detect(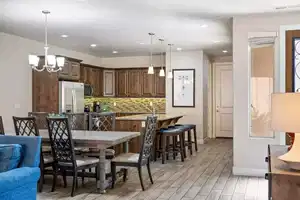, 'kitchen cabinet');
115,68,166,97
115,70,128,97
80,64,103,97
103,70,115,96
58,57,82,81
155,68,166,97
32,58,59,112
127,69,141,96
141,69,155,97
